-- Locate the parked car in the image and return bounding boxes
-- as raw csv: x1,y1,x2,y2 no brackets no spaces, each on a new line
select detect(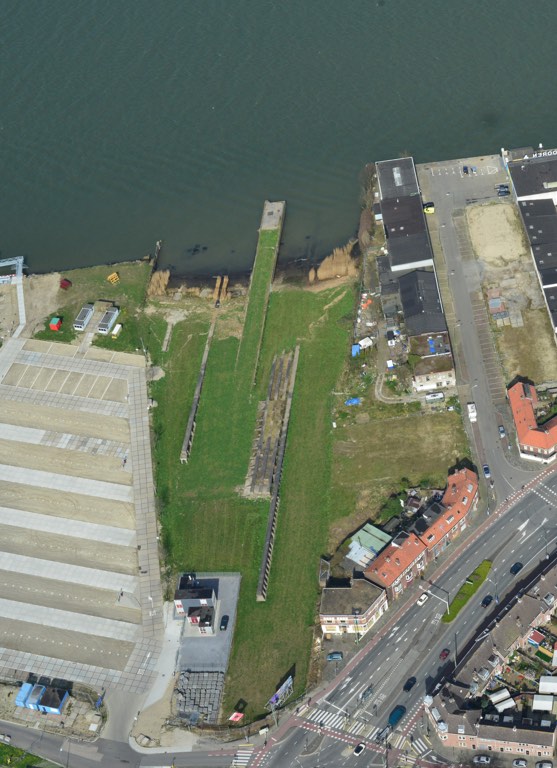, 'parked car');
473,756,491,765
510,562,524,575
471,166,478,174
403,676,417,692
423,202,435,214
481,595,493,608
417,593,429,606
0,735,11,744
439,648,450,661
327,651,343,662
513,760,528,768
353,743,366,756
220,614,229,631
483,464,491,478
463,166,469,175
536,762,552,768
498,189,510,196
499,425,506,438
